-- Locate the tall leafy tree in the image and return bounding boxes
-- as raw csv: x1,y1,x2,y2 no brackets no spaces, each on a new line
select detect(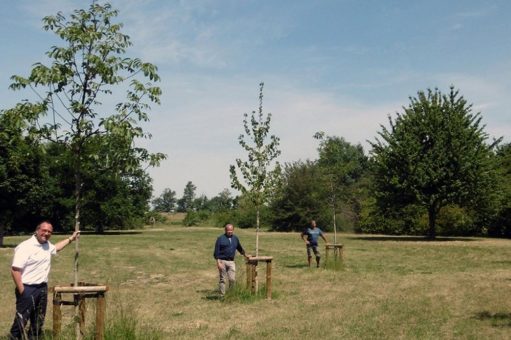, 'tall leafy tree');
314,132,367,241
270,160,325,231
230,82,281,256
490,143,511,237
177,181,197,212
370,87,499,239
0,110,55,246
6,1,165,308
208,189,234,212
152,188,178,212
